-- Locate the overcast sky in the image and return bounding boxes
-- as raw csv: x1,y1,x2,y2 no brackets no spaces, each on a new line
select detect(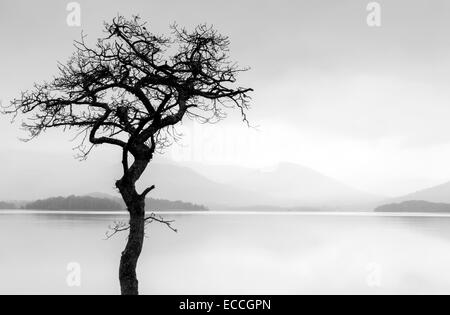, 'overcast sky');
1,0,450,197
